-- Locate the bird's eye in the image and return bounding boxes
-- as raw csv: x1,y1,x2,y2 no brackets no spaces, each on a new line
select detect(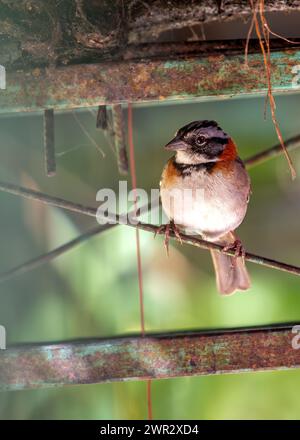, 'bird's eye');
195,135,207,147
